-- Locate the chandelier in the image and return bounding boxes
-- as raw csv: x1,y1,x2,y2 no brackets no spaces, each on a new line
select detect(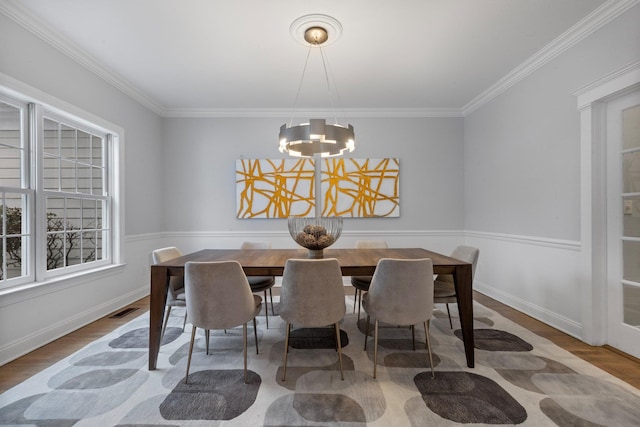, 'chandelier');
279,16,355,158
